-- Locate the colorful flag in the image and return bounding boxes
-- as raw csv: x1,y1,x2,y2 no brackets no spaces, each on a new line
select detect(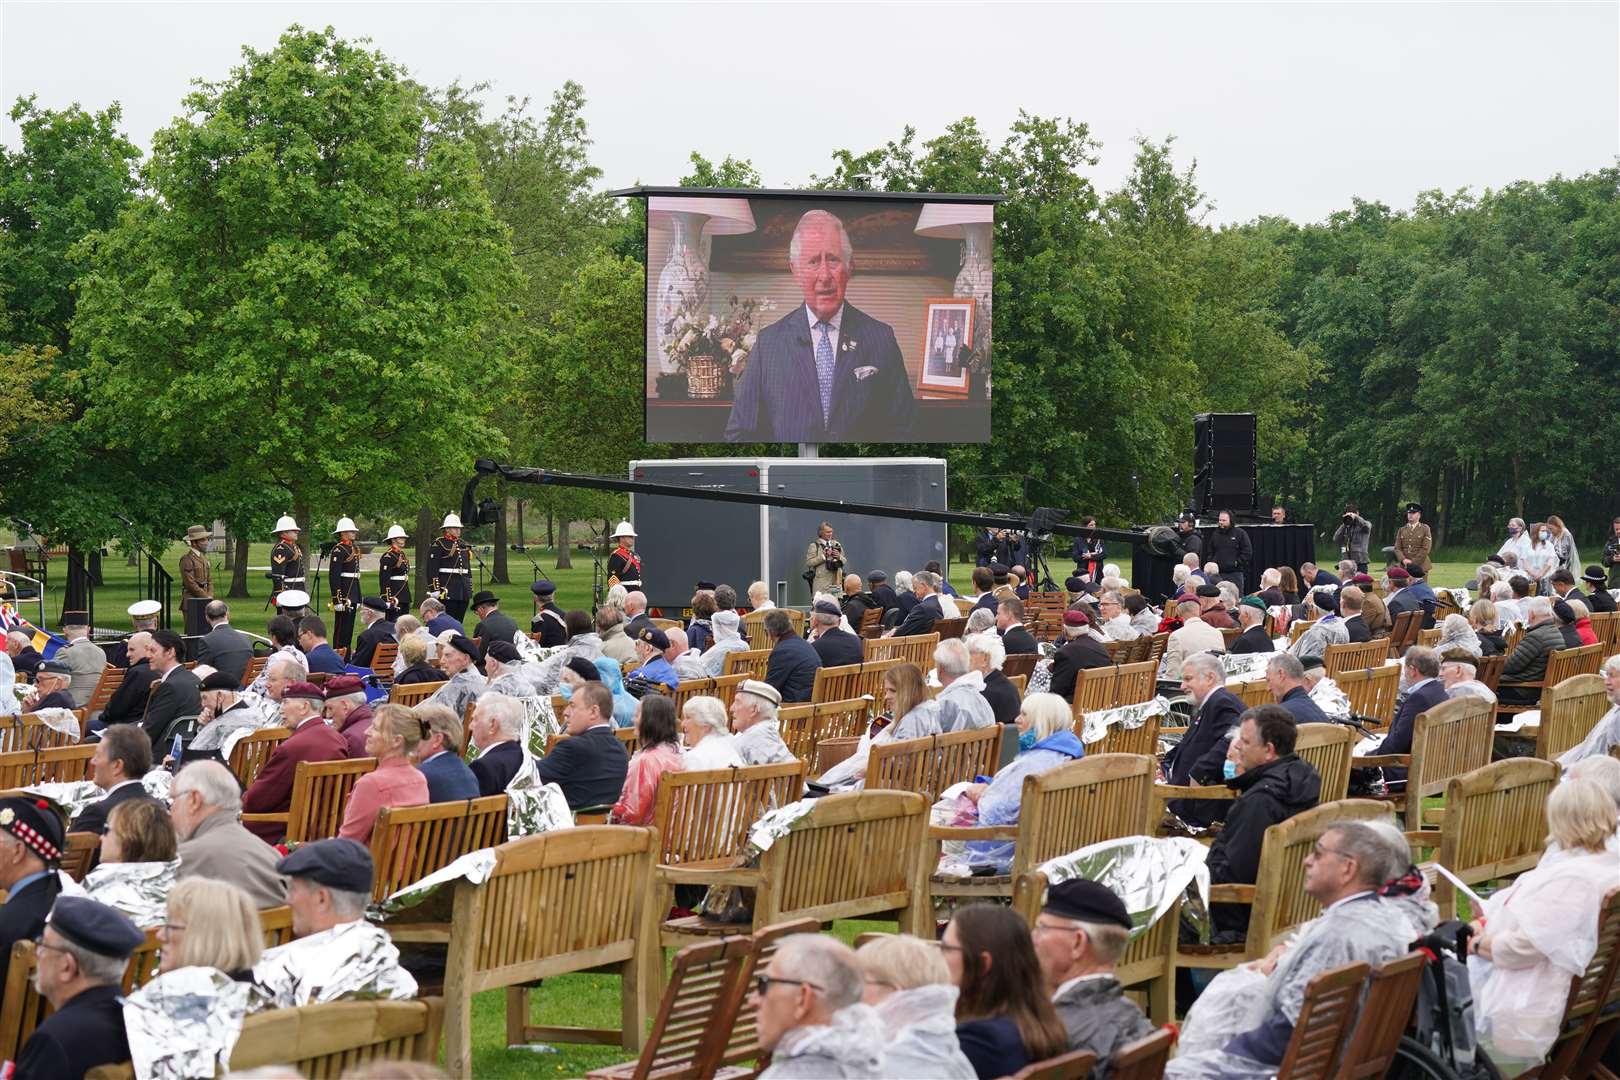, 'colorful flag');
0,604,66,660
